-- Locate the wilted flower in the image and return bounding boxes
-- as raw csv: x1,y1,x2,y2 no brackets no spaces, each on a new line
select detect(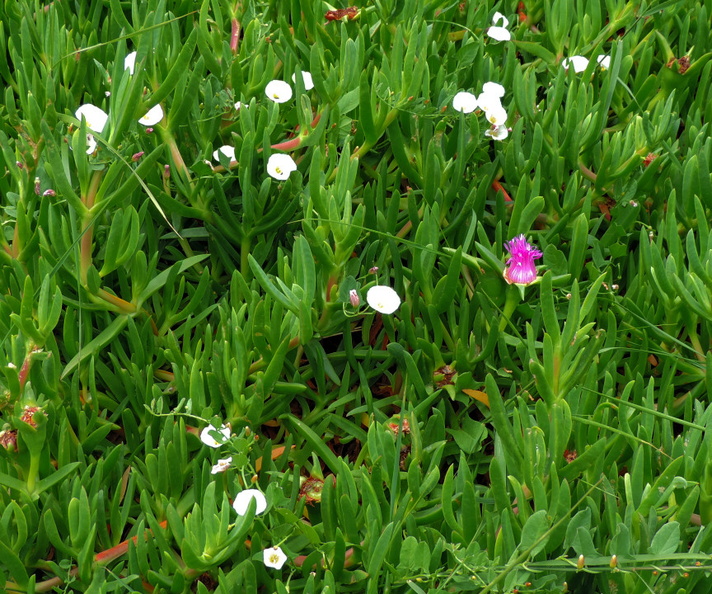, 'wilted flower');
211,457,232,474
487,12,511,41
503,235,543,285
200,423,231,448
75,104,109,133
139,104,164,126
562,56,589,73
366,285,401,314
292,71,314,90
213,145,236,163
485,125,509,141
233,488,268,516
132,151,144,162
0,429,17,450
43,188,56,197
263,546,288,570
265,80,293,103
124,51,137,75
452,91,478,113
267,153,297,180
